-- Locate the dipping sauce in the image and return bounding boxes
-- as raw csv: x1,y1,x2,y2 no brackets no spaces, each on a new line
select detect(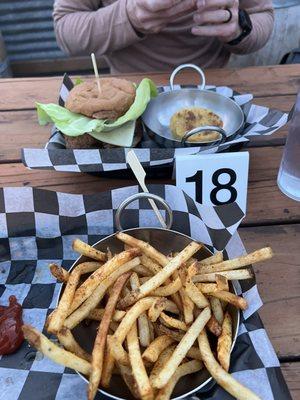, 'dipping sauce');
0,295,24,355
